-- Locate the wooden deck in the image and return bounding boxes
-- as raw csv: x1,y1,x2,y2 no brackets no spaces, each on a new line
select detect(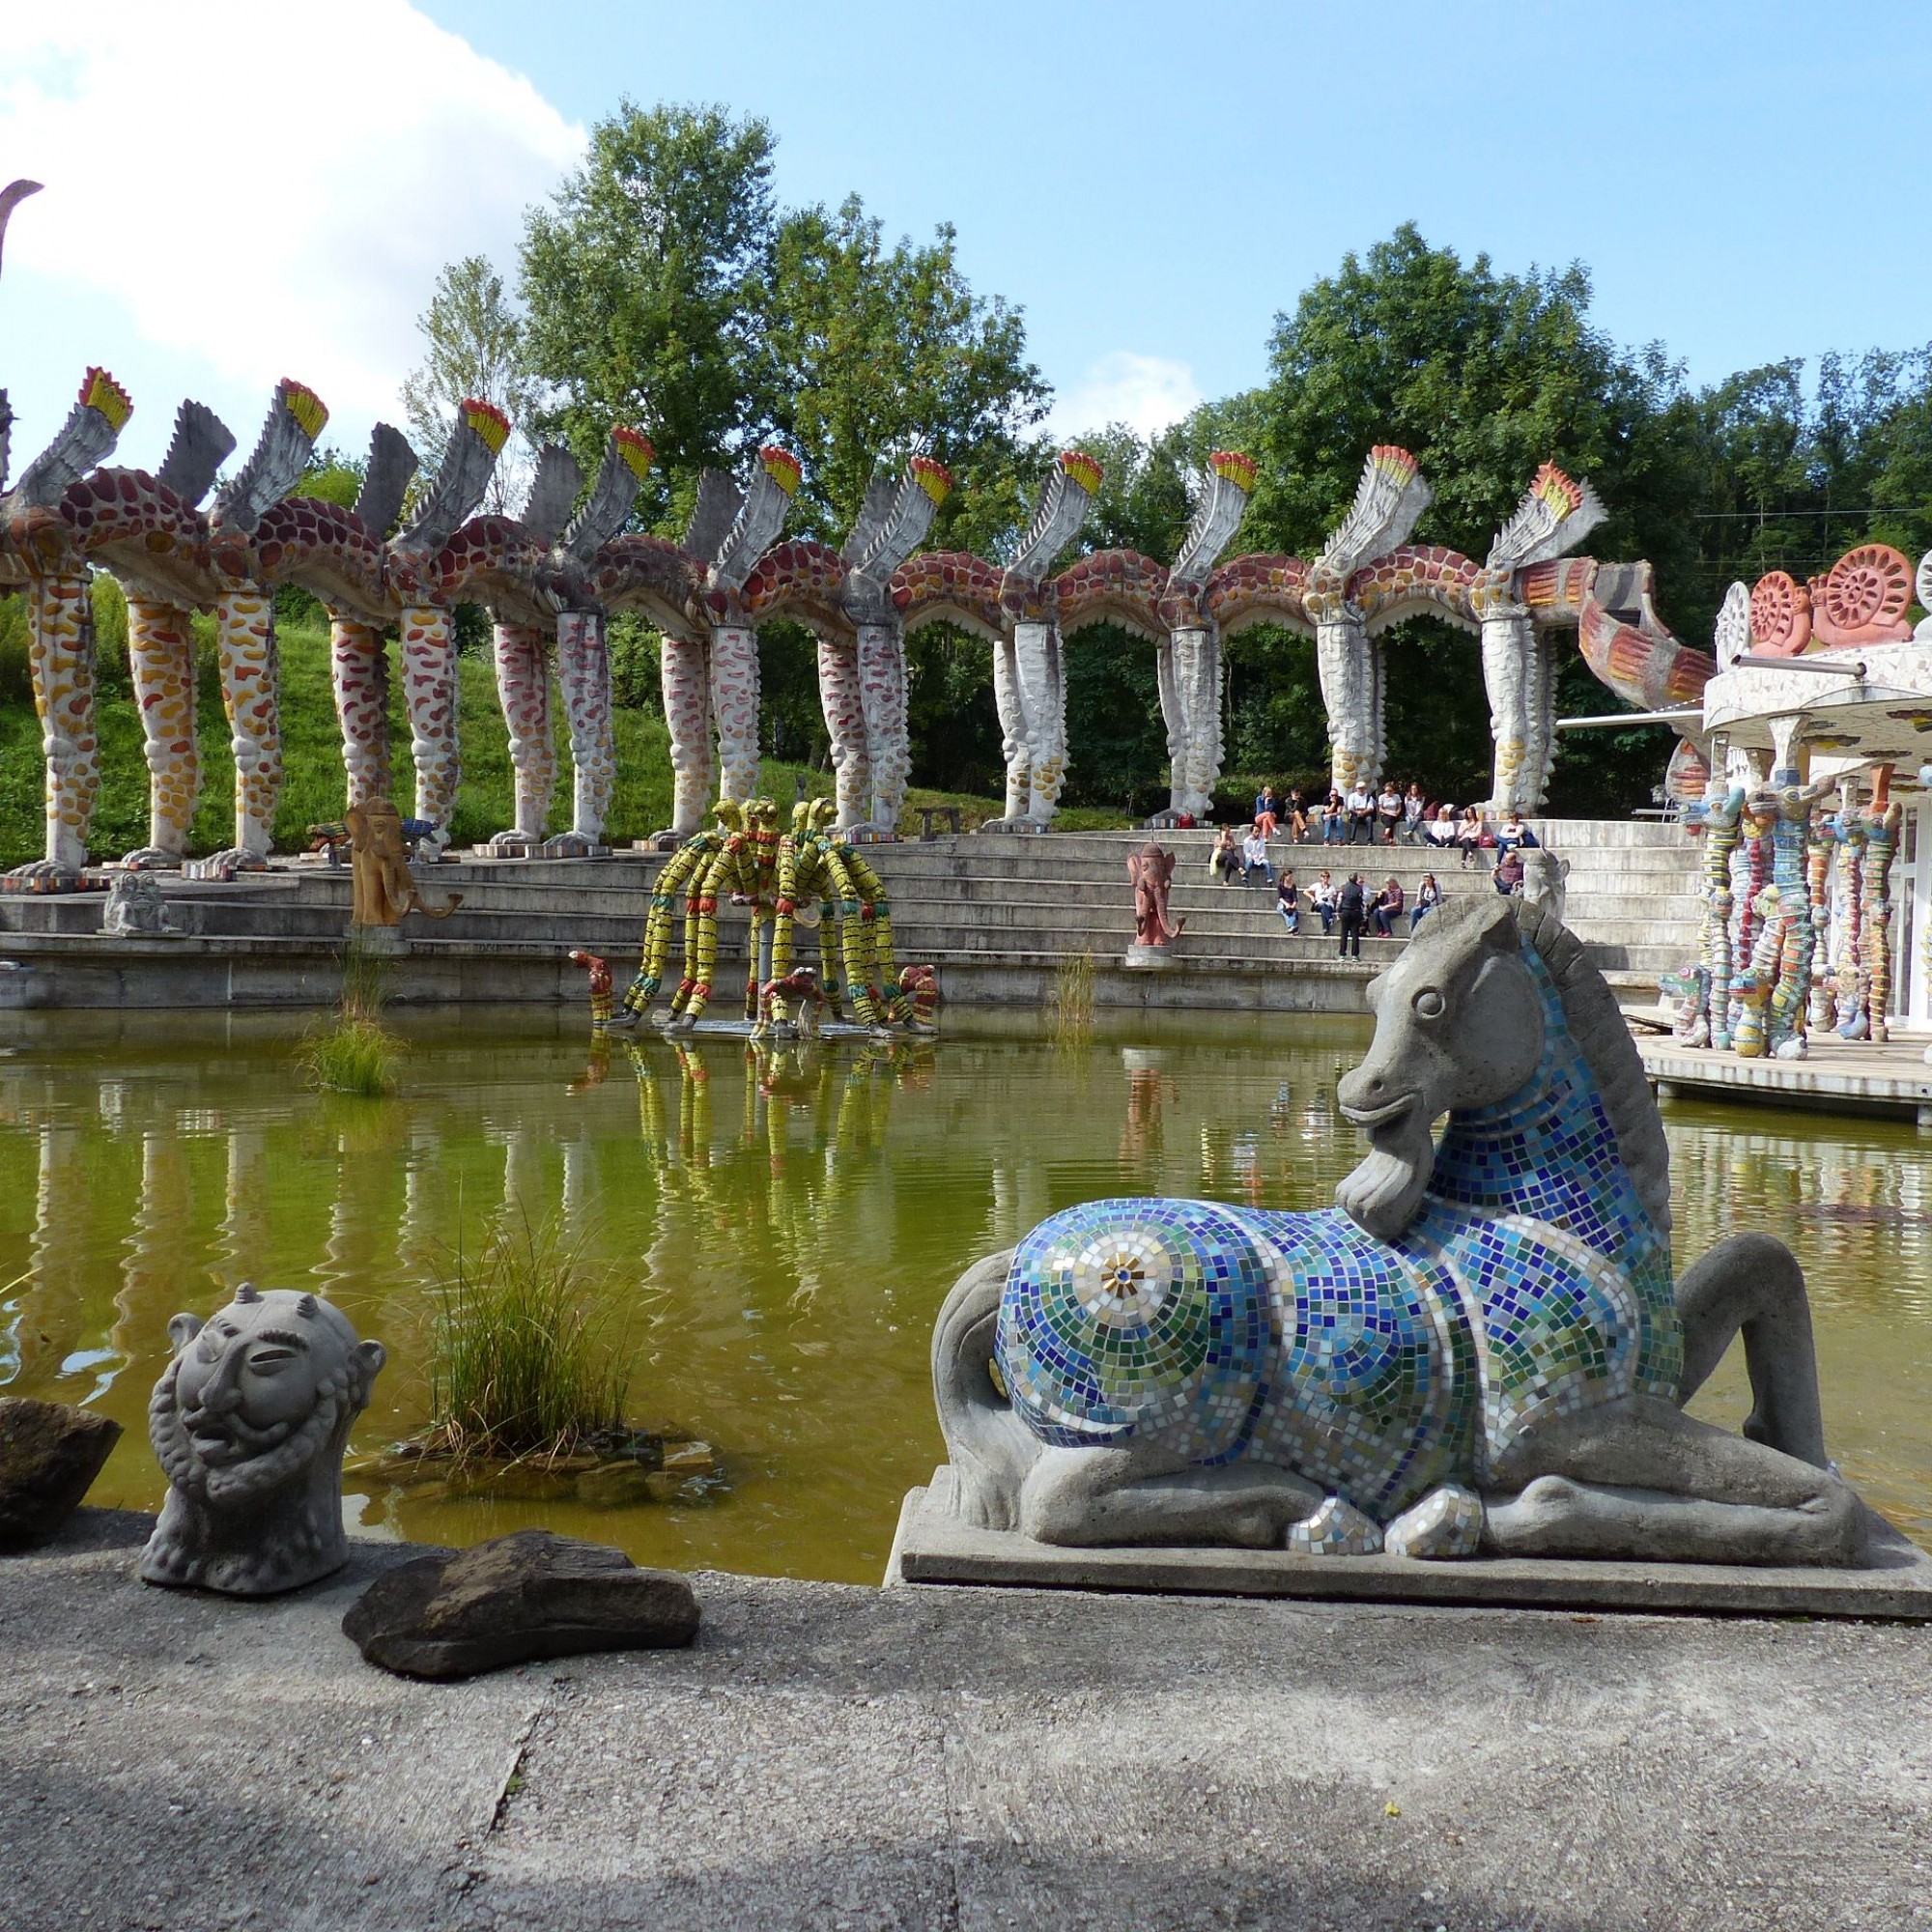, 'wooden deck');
1636,1029,1932,1125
